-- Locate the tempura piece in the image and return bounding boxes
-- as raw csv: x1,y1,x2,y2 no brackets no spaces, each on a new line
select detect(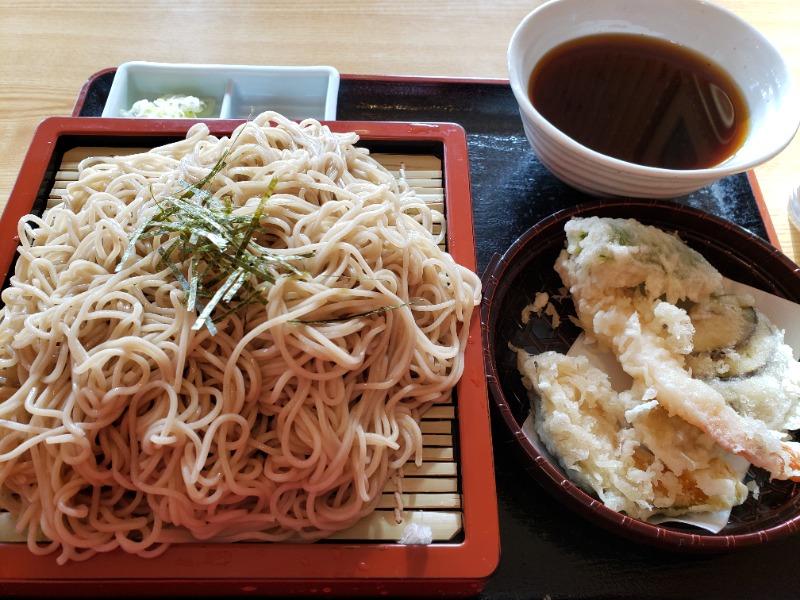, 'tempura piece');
518,351,748,519
686,294,800,431
555,216,800,481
